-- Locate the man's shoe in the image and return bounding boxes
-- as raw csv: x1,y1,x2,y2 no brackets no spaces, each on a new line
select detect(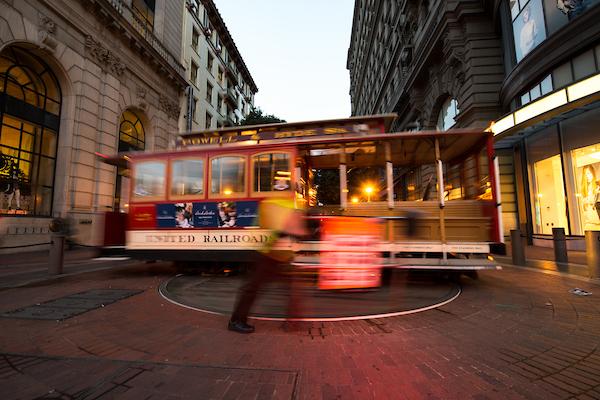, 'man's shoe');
228,320,255,333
